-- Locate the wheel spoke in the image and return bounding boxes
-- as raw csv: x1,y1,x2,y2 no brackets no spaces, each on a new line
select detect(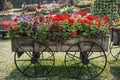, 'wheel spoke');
40,59,54,61
89,62,102,70
77,64,84,77
34,64,37,76
77,43,83,52
23,63,32,73
88,43,94,54
86,65,93,78
16,60,30,61
37,62,44,69
67,52,80,59
19,47,32,58
88,51,93,57
114,52,120,59
89,55,105,60
68,61,82,67
43,54,54,60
